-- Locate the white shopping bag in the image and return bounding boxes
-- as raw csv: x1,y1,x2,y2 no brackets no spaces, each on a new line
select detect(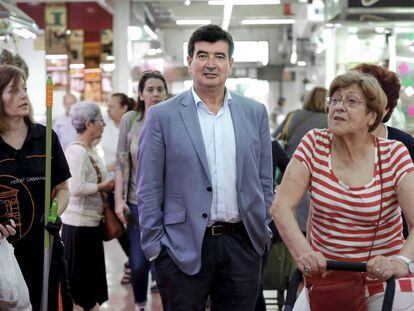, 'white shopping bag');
293,288,311,311
0,239,31,311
